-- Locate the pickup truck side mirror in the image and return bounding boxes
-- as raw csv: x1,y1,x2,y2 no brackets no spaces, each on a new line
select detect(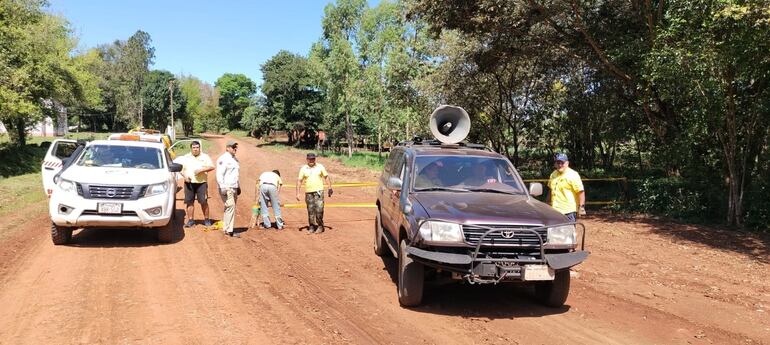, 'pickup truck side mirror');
529,182,543,197
168,163,183,173
386,177,402,190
